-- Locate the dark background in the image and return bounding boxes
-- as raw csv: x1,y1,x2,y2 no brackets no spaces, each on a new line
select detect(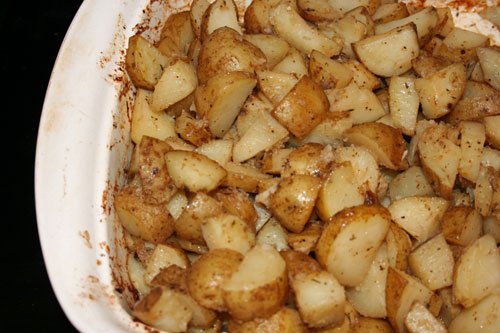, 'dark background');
2,0,82,331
